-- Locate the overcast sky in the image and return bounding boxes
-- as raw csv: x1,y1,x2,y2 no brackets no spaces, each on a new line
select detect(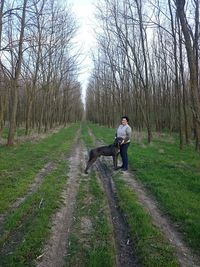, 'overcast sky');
68,0,97,101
